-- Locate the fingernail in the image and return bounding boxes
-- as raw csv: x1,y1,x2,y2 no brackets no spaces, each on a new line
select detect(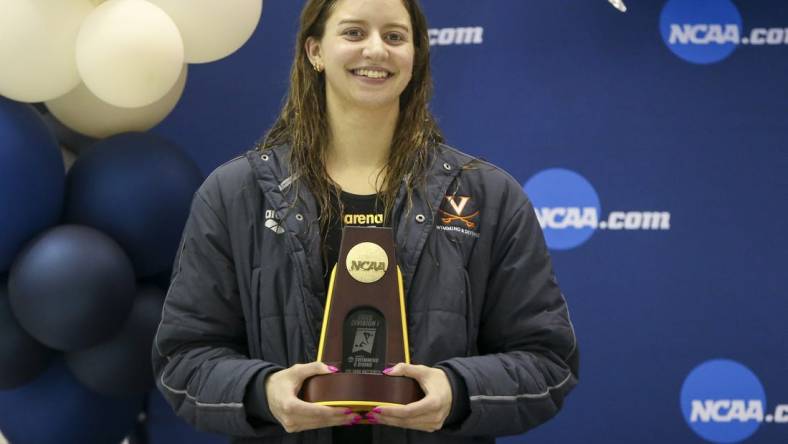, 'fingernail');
382,367,393,374
327,365,339,373
372,407,383,414
353,415,362,424
367,416,378,424
344,408,354,415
